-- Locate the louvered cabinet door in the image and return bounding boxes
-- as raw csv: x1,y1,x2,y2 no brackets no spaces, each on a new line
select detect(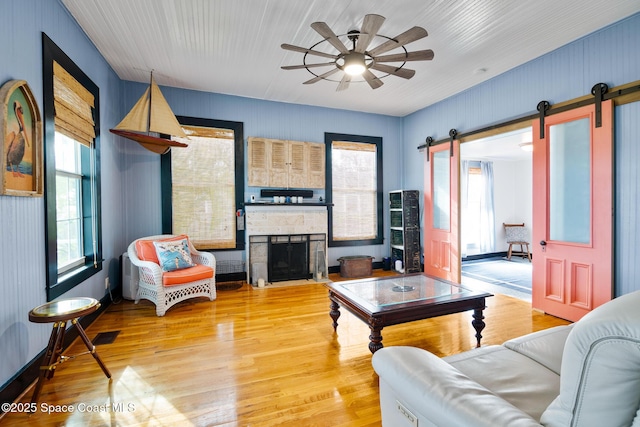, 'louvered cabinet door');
269,139,289,187
248,138,325,189
305,142,325,189
288,141,307,188
248,137,269,186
